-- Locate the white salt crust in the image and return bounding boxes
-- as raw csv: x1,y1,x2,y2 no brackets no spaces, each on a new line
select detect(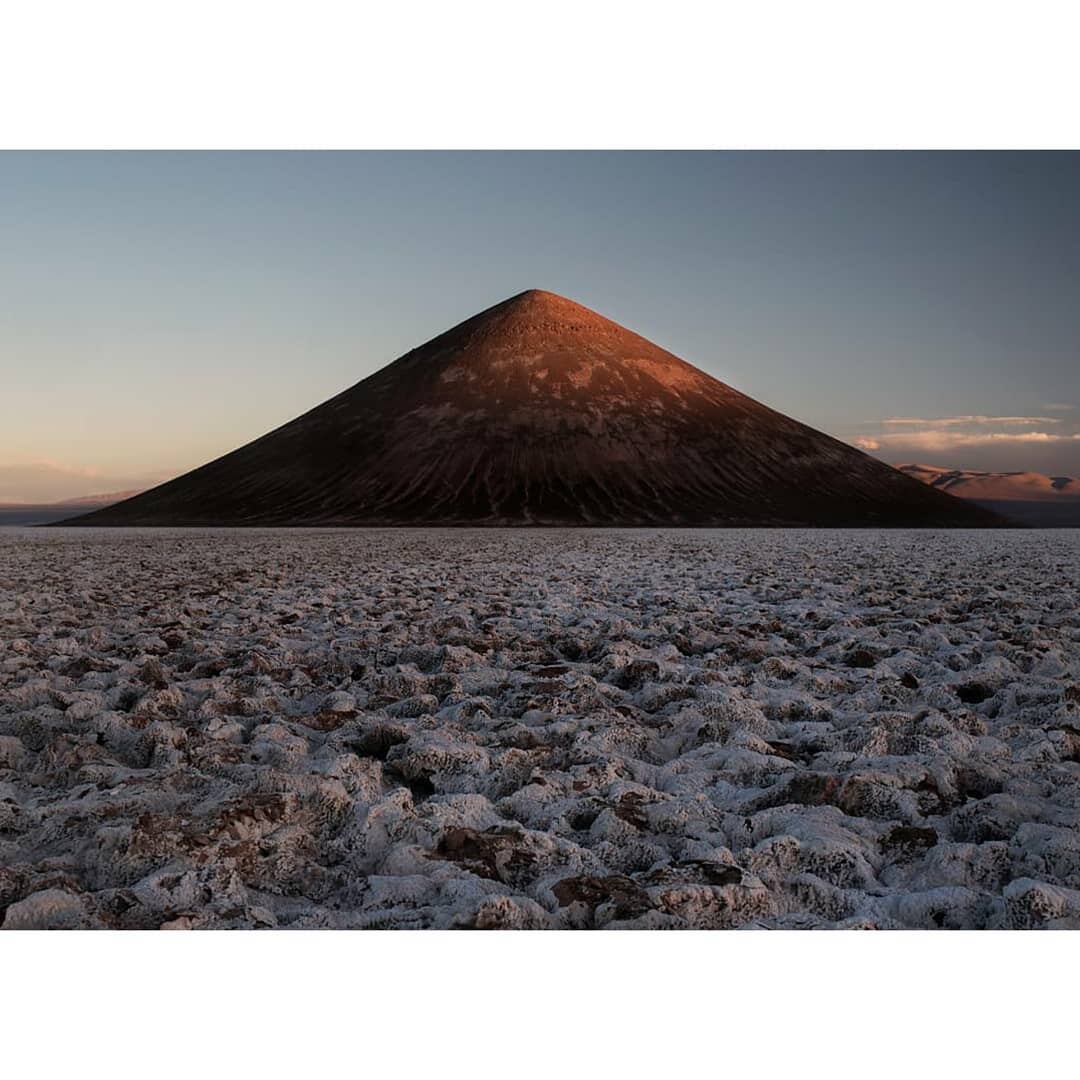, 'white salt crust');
1,527,1077,929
